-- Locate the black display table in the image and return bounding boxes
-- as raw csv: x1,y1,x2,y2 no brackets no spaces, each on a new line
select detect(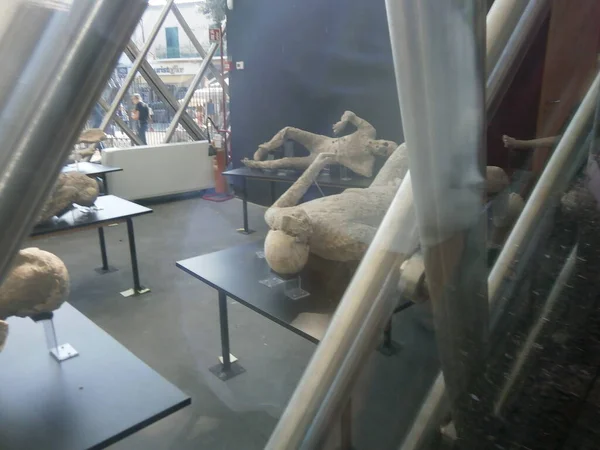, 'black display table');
223,167,373,234
177,240,401,382
62,162,122,194
177,240,341,379
0,303,190,450
177,241,416,448
31,195,152,297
